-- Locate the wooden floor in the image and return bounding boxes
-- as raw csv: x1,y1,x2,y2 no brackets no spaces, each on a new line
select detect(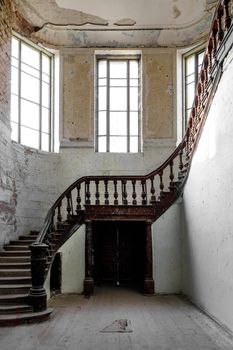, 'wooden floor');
0,286,233,350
